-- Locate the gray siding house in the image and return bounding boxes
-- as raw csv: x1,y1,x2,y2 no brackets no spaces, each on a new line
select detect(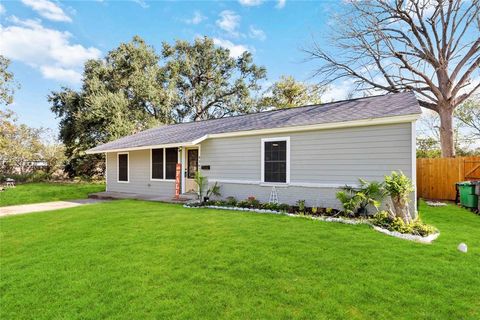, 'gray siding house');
87,92,422,209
